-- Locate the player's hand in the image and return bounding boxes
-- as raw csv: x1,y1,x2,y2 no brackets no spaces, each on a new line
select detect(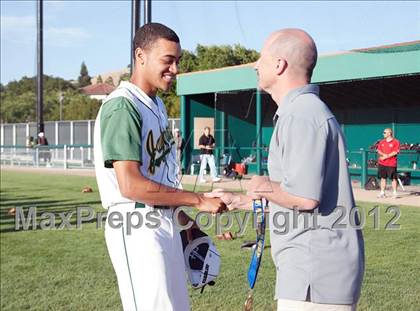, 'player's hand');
205,189,253,211
204,189,234,205
246,176,271,199
197,195,227,213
